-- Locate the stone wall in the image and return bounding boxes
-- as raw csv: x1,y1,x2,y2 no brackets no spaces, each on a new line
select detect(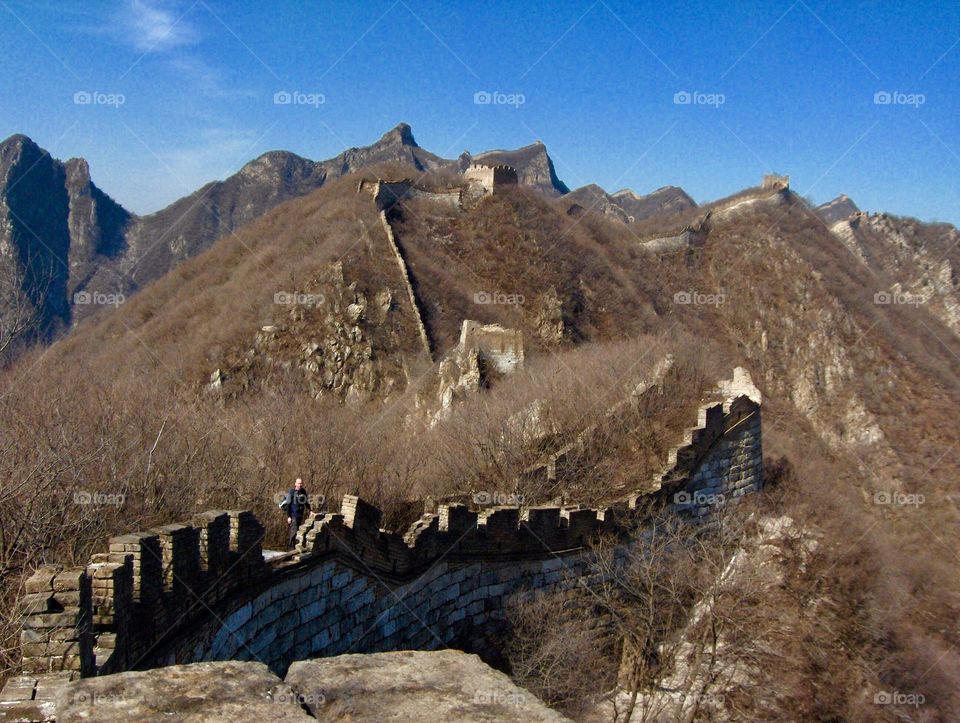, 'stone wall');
357,178,464,211
15,372,762,681
378,211,432,358
640,212,711,254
